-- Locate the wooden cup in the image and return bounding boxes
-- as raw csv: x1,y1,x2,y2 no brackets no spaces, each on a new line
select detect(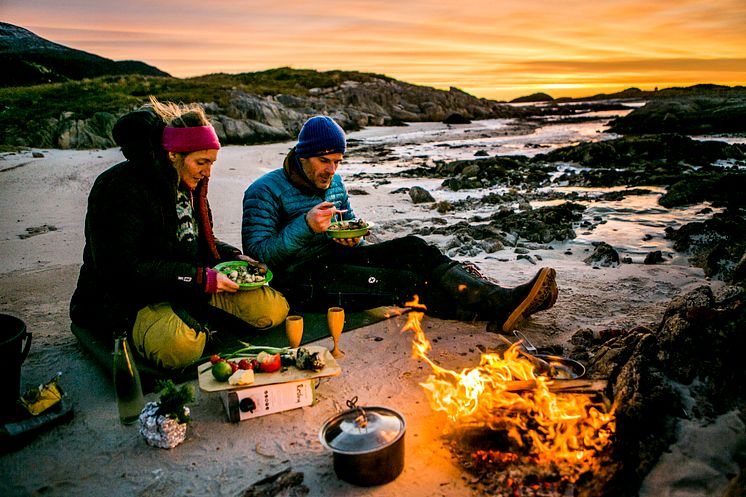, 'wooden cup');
327,307,345,358
285,315,304,348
